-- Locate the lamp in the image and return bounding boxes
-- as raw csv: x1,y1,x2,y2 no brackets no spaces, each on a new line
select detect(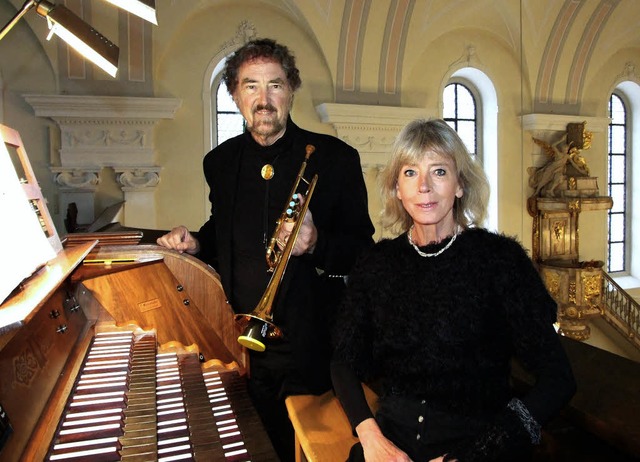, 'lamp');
101,0,157,25
0,0,119,77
